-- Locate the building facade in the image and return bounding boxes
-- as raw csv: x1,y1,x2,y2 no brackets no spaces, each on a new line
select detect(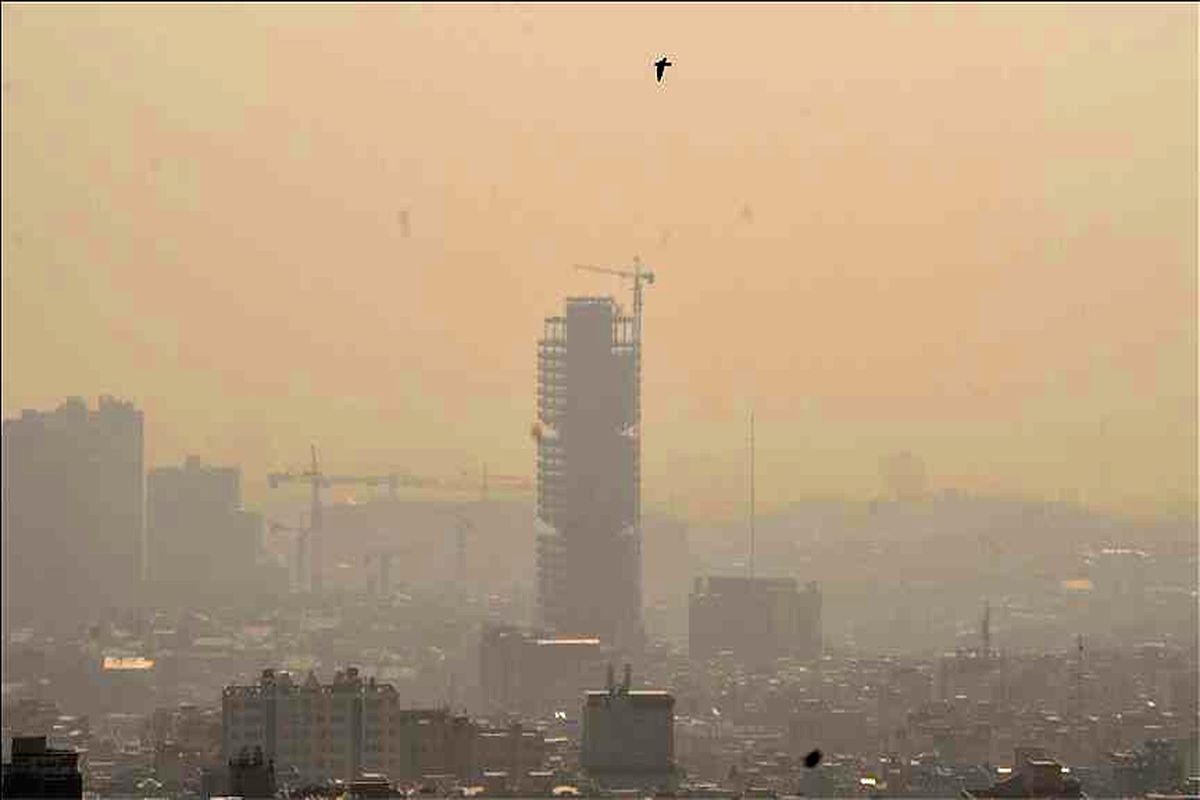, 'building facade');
2,396,144,632
536,297,642,651
475,722,548,782
689,576,822,667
